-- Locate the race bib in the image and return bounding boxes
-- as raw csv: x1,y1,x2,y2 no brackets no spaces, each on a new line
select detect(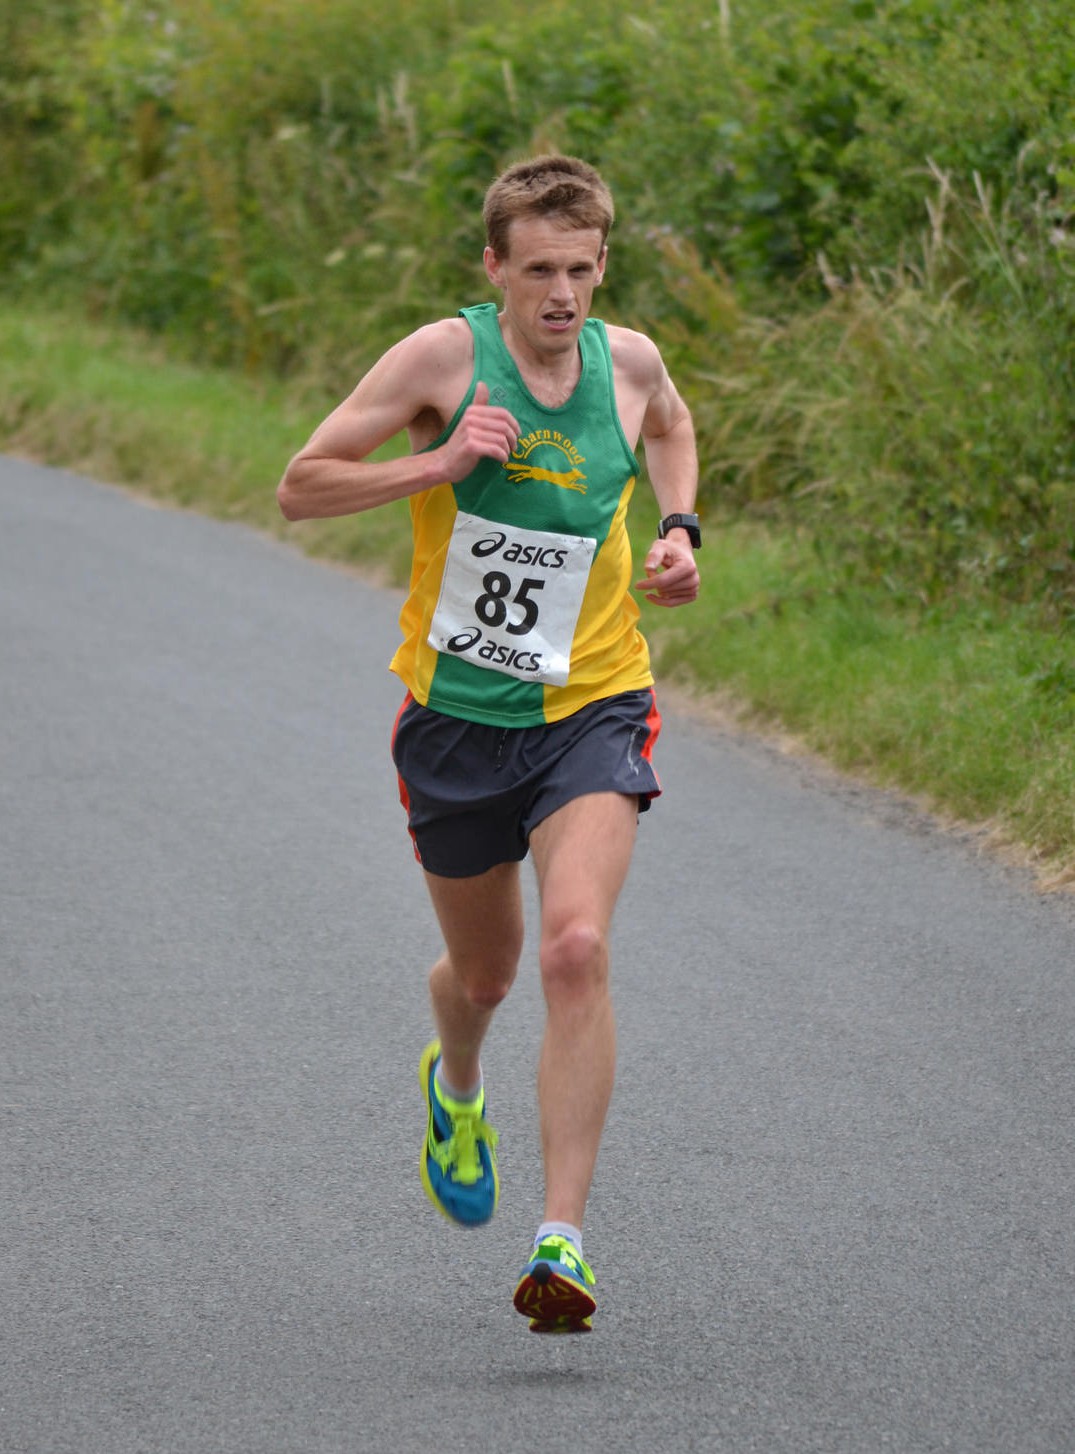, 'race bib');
428,512,597,686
